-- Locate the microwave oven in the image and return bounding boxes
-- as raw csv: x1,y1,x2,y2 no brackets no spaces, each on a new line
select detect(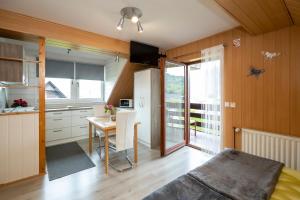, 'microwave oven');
119,99,133,108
